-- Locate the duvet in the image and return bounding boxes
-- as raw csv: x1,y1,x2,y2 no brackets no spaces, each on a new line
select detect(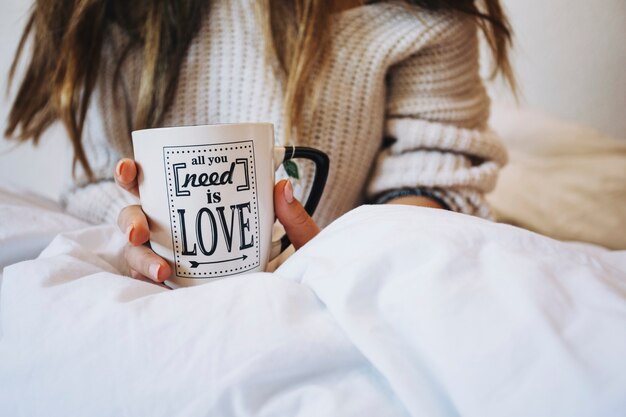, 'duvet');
1,204,625,417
